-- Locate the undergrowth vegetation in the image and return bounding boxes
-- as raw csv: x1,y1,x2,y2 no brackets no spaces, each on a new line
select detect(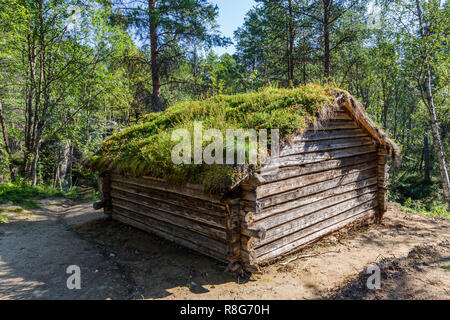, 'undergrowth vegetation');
0,181,80,209
0,213,8,223
389,165,449,219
